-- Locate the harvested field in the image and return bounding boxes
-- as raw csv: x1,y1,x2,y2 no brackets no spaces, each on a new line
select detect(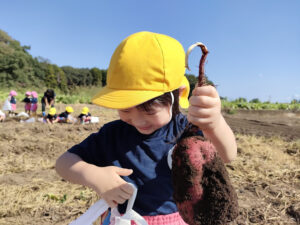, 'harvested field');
0,104,299,225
